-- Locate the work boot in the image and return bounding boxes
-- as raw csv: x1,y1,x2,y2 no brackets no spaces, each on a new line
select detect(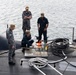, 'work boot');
36,40,42,43
22,48,25,53
44,40,47,43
